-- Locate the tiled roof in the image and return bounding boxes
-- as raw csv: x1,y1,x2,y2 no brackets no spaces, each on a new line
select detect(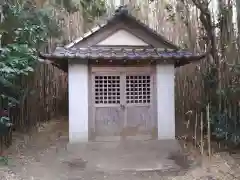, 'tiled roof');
38,5,208,72
40,47,202,60
39,47,205,69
